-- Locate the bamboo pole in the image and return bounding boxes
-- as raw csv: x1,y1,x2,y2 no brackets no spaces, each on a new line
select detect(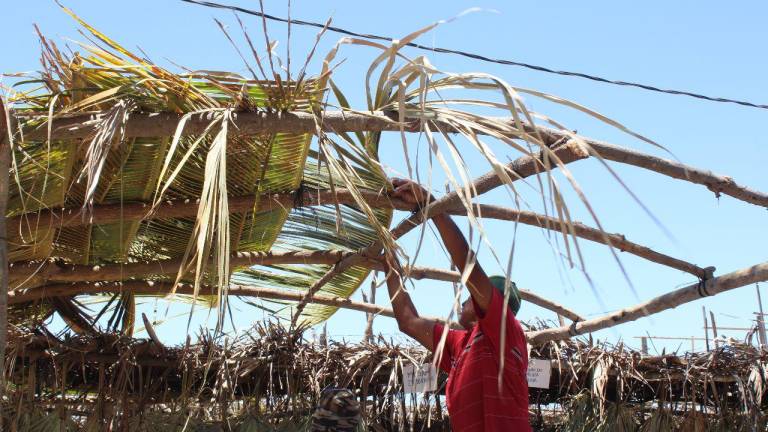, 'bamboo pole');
20,109,768,208
528,261,768,345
